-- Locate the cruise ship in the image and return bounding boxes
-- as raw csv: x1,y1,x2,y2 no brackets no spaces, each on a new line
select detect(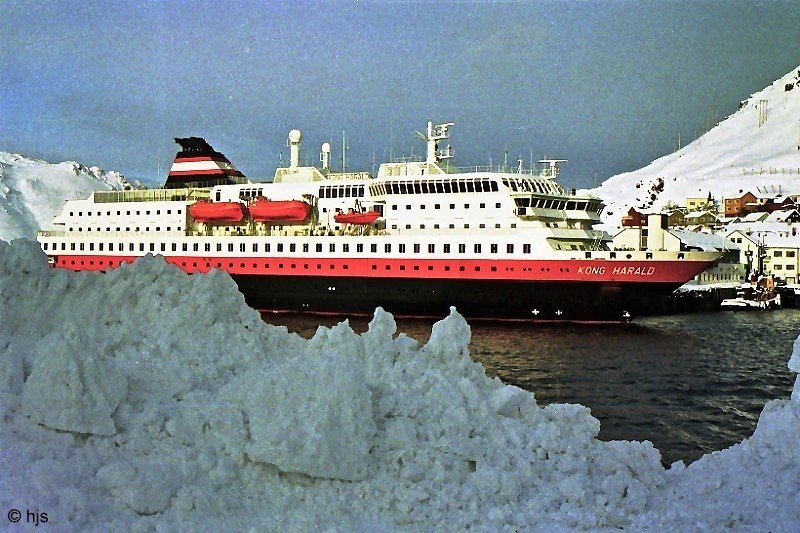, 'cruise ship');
36,122,721,321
